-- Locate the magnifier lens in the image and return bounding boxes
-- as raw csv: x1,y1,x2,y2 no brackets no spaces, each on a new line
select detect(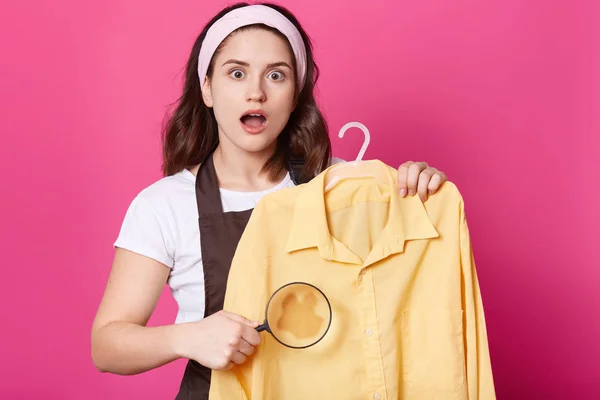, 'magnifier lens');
262,283,331,349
